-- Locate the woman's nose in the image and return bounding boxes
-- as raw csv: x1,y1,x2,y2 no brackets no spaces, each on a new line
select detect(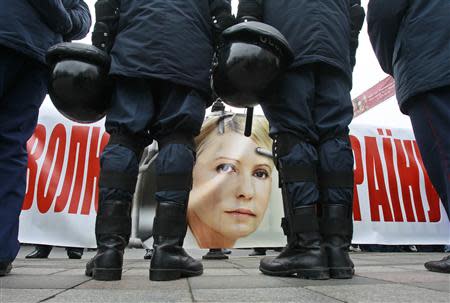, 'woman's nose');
236,174,255,200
